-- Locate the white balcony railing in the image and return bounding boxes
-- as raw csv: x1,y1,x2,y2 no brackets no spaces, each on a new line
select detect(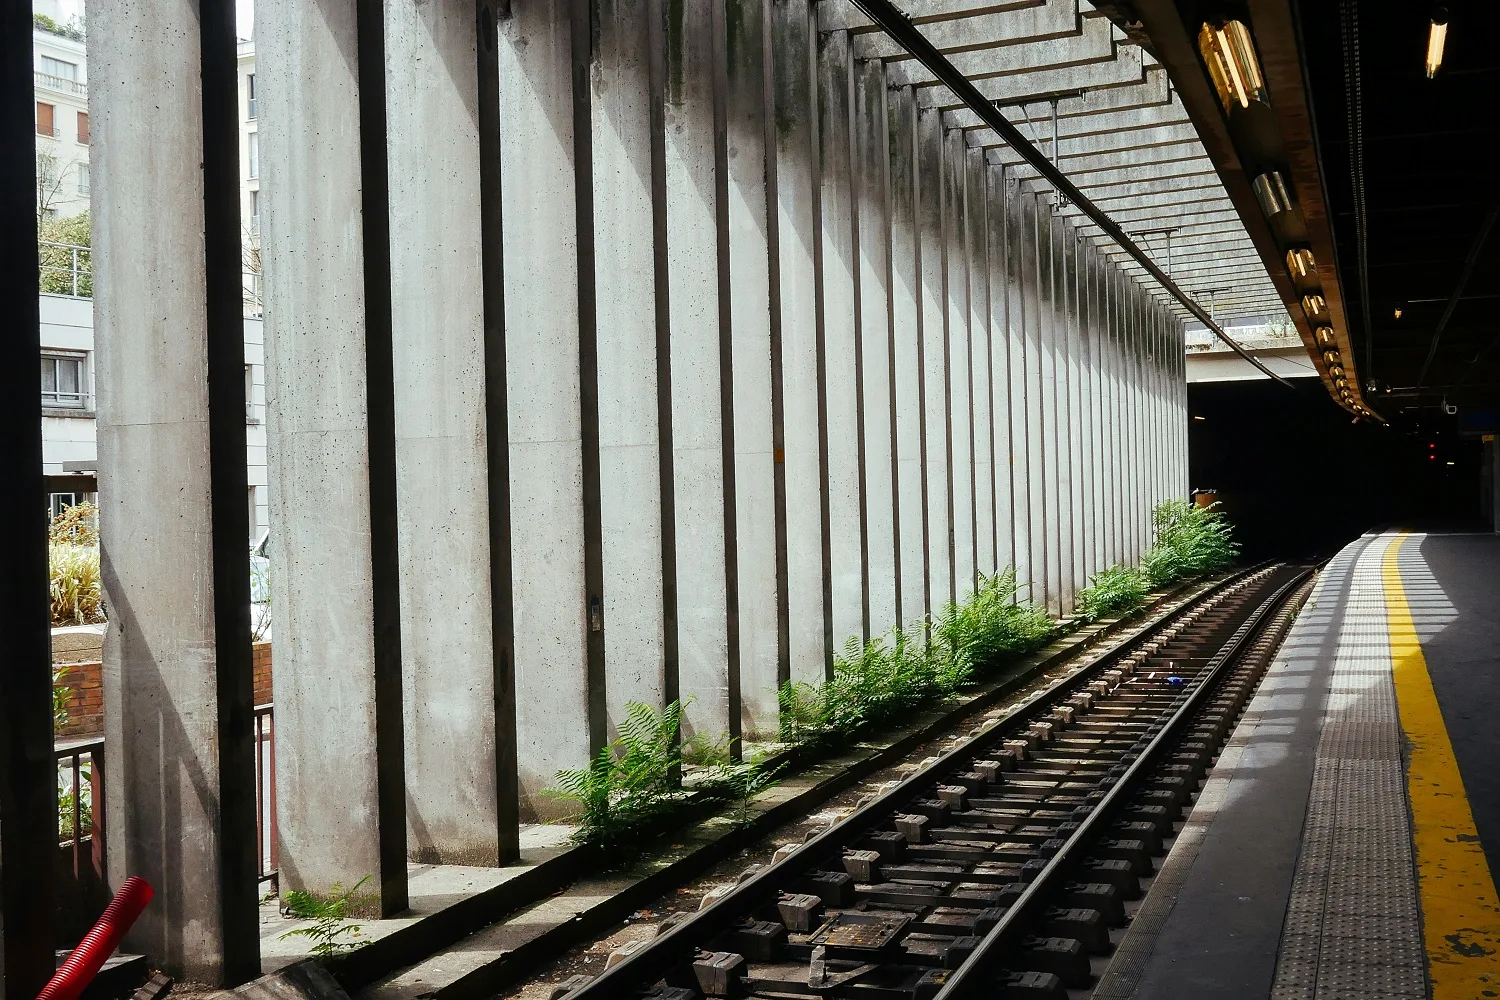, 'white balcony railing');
35,70,85,97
